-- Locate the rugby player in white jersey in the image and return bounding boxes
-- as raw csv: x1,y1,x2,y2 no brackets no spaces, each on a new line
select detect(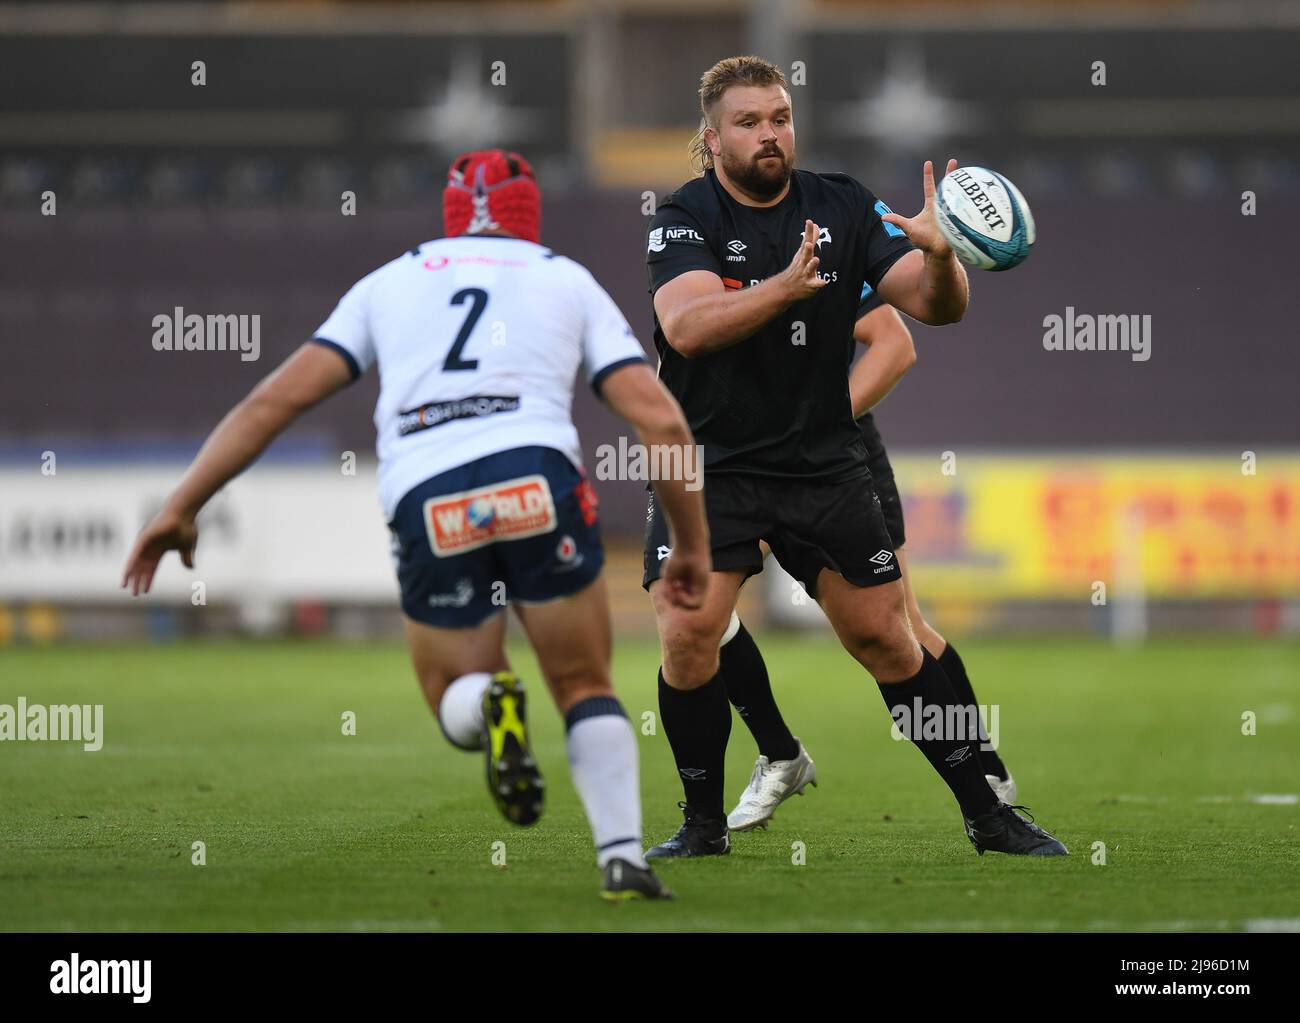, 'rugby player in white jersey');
122,149,710,901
